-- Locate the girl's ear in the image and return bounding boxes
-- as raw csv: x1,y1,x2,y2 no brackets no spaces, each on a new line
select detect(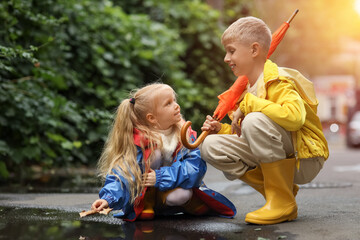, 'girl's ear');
146,113,157,125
